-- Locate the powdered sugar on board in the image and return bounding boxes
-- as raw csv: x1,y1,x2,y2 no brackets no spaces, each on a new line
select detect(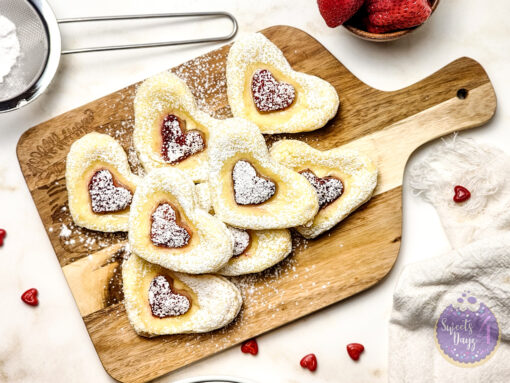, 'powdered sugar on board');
0,15,20,83
172,50,231,119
